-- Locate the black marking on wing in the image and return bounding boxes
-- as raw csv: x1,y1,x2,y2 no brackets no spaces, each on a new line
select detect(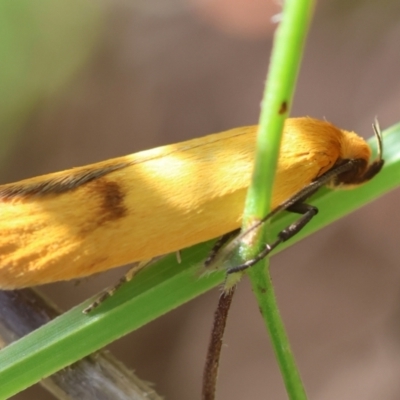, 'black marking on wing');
0,162,130,200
